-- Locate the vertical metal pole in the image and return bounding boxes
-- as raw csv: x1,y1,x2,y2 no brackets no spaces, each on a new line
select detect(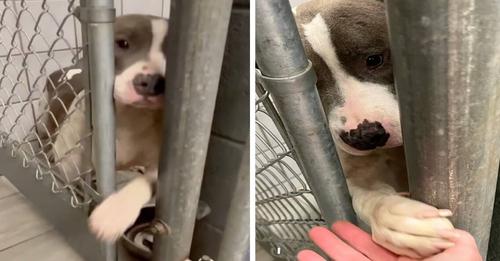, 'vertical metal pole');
217,140,250,261
255,0,356,224
83,0,116,260
386,0,500,258
488,167,500,260
152,1,233,260
77,0,94,215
